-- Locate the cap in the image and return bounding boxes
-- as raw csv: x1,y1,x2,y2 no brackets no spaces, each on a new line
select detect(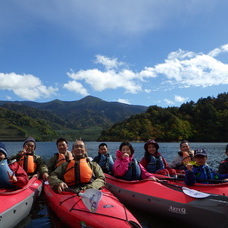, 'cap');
144,139,159,150
23,137,36,149
0,142,7,157
194,149,207,157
